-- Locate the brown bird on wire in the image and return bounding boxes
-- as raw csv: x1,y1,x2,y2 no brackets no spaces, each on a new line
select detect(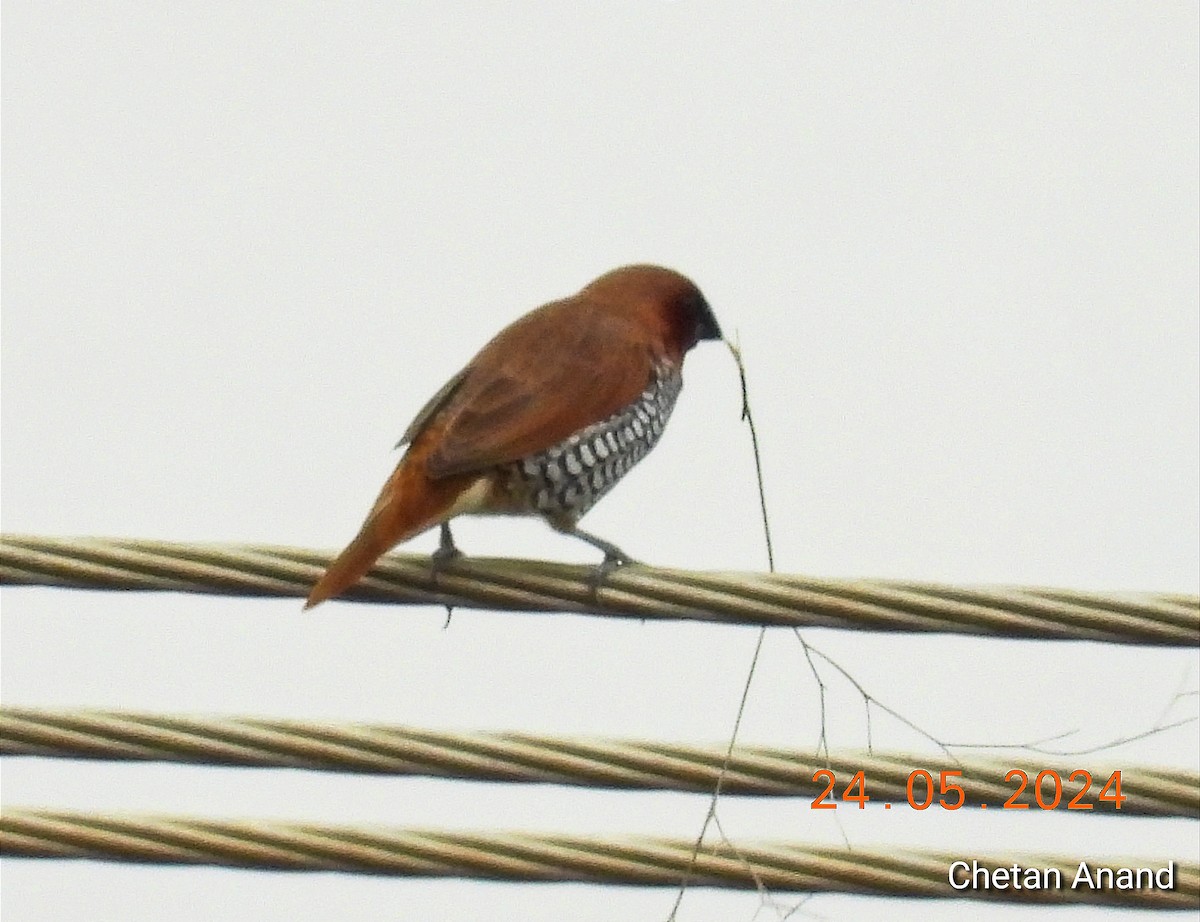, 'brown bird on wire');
305,264,723,609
